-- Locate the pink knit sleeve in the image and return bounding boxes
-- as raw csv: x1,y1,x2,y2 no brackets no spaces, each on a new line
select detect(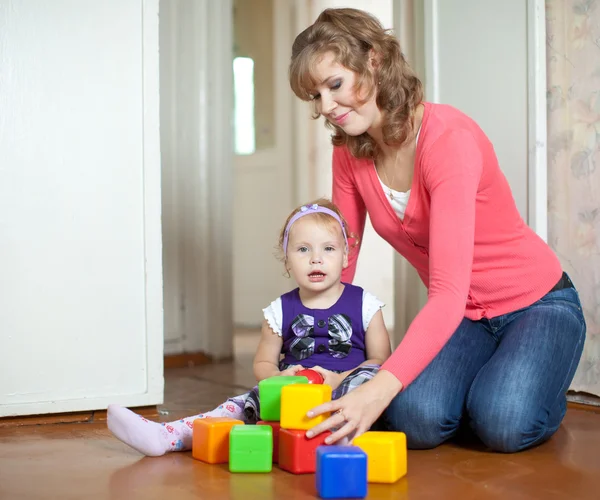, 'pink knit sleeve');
331,147,367,284
381,130,483,388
